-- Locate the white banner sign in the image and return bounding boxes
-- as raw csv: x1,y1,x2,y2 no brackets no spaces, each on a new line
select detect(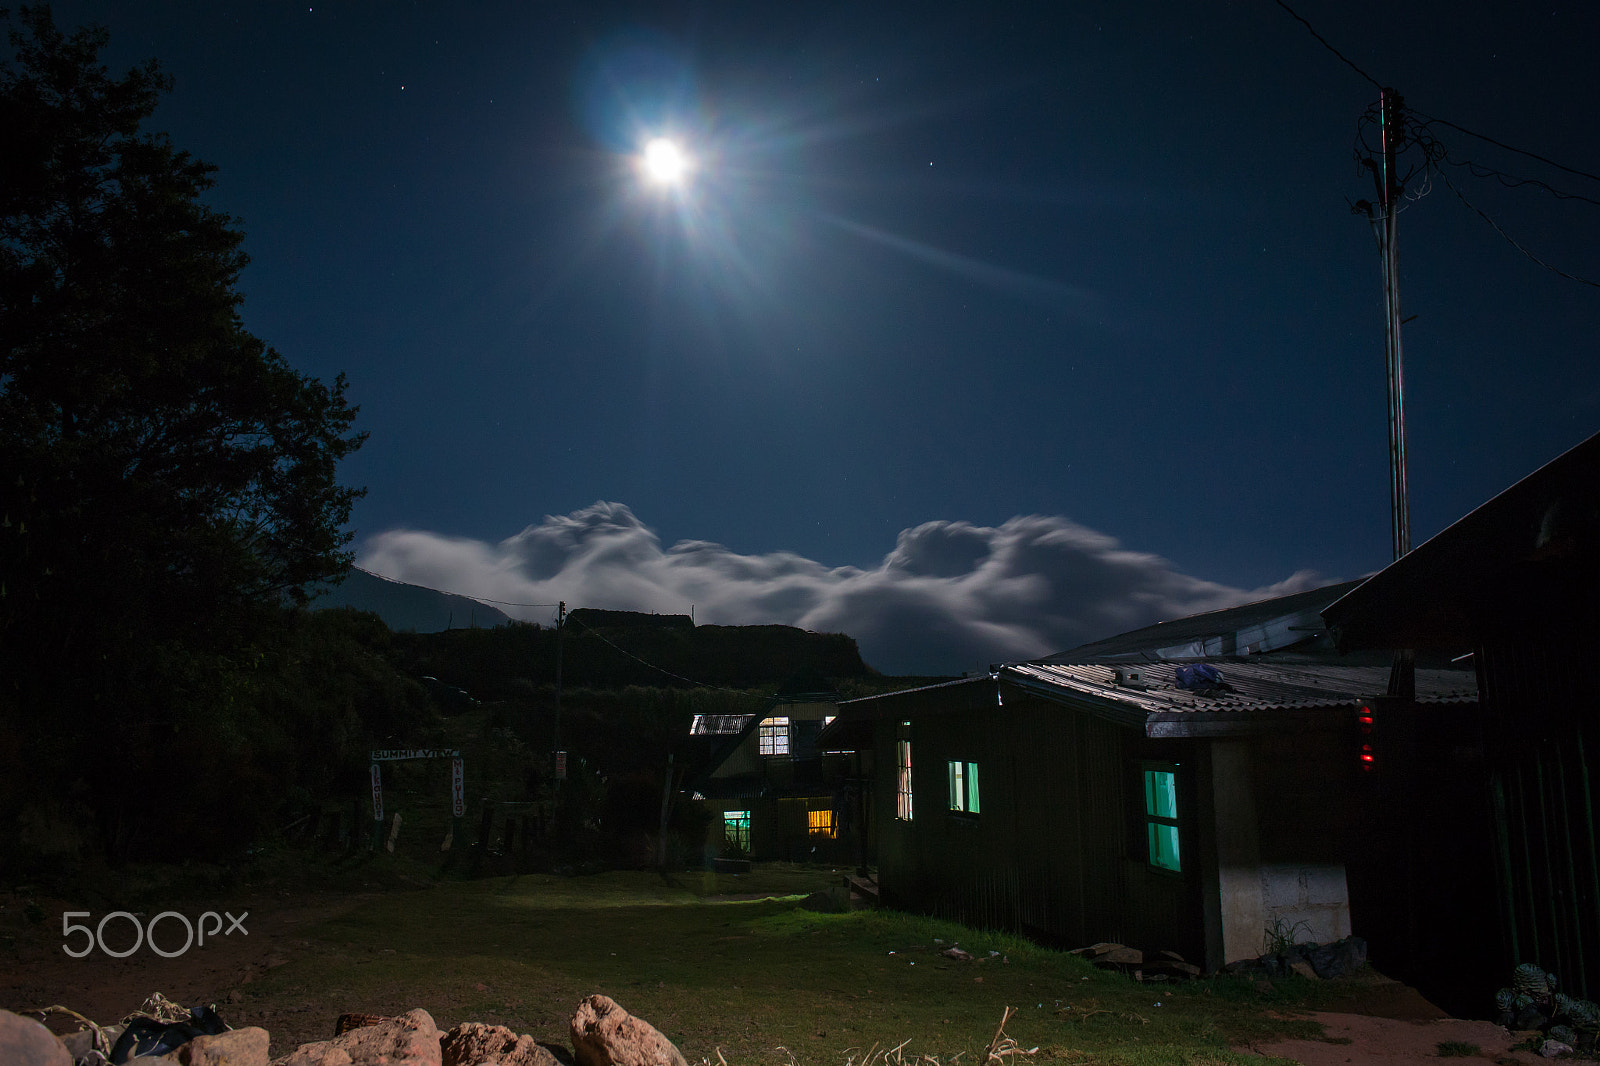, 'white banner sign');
370,763,383,822
451,758,465,818
371,748,461,762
